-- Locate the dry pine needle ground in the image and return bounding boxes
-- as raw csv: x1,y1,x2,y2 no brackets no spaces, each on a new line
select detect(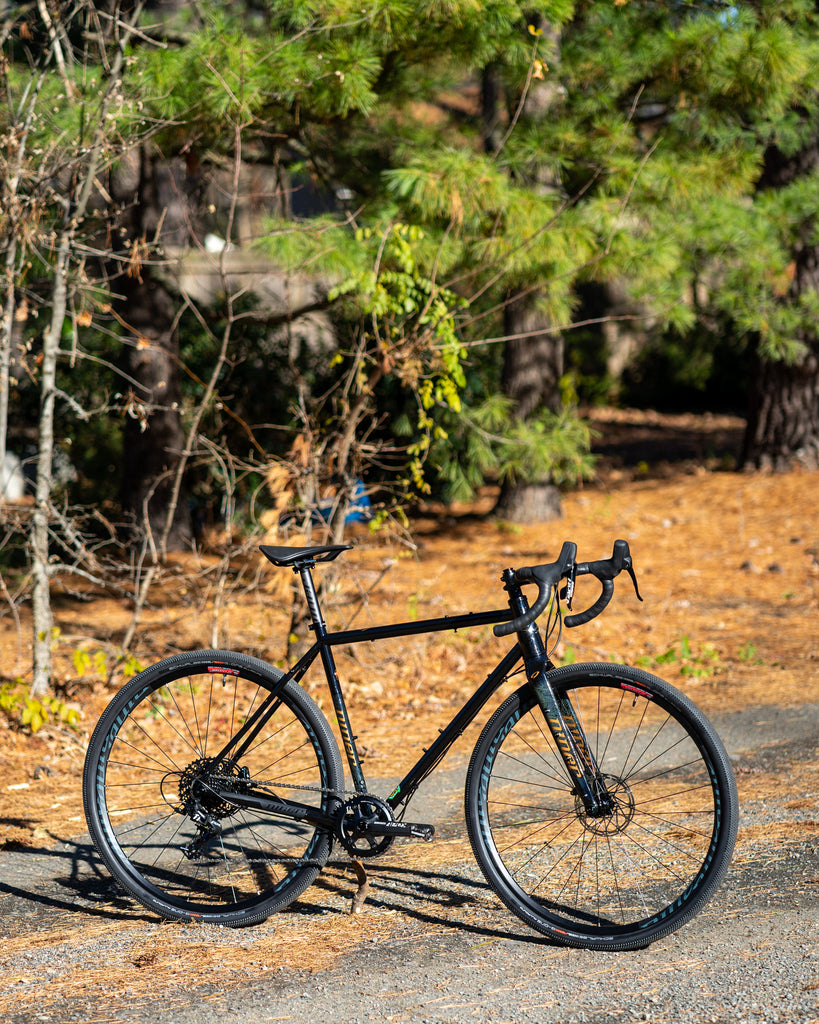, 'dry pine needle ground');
0,464,817,1011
